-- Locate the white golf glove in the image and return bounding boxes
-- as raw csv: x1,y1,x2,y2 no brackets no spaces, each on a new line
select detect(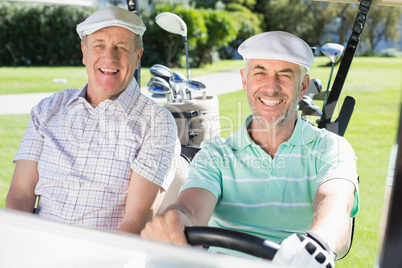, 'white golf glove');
272,232,336,268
